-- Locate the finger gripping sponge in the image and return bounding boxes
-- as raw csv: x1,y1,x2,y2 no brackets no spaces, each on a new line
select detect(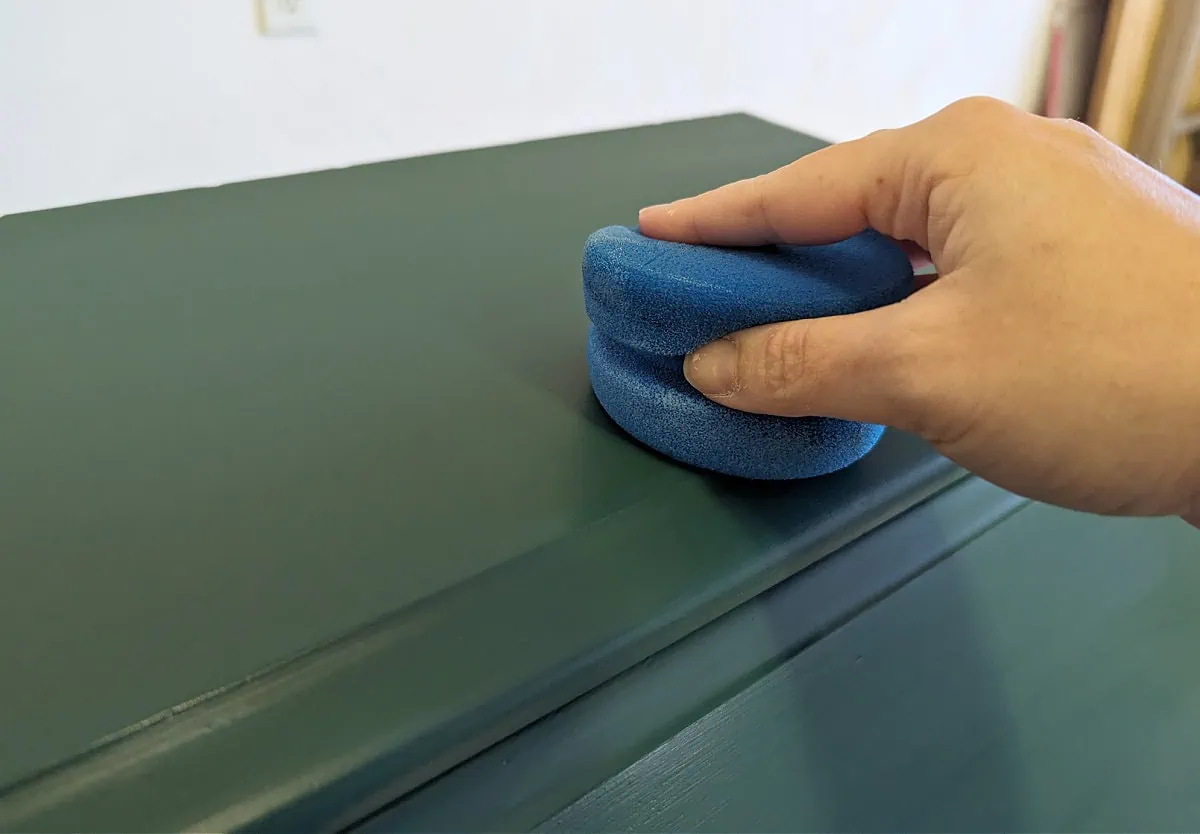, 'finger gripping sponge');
582,225,914,480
